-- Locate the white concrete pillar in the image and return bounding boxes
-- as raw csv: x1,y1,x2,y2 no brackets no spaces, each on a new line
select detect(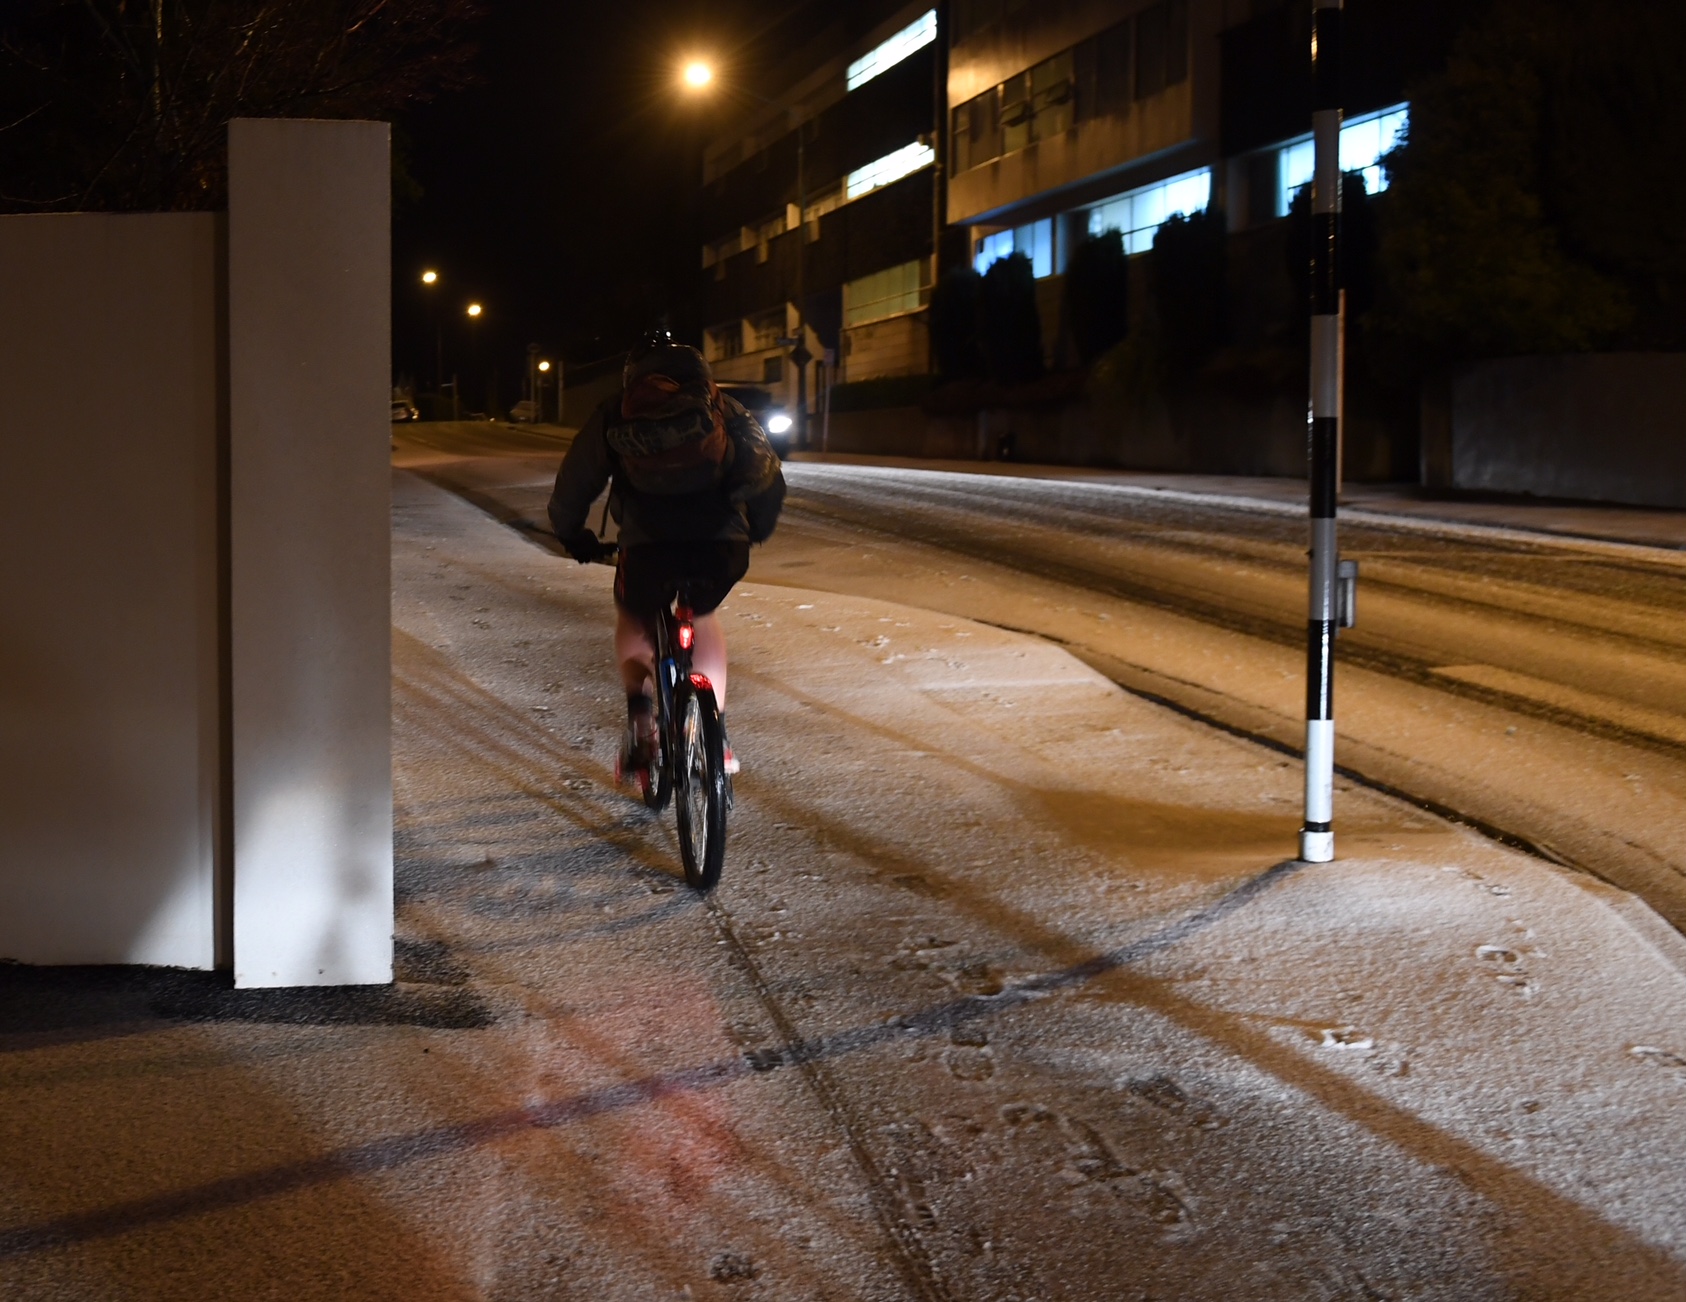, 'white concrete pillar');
0,214,223,967
227,118,393,987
